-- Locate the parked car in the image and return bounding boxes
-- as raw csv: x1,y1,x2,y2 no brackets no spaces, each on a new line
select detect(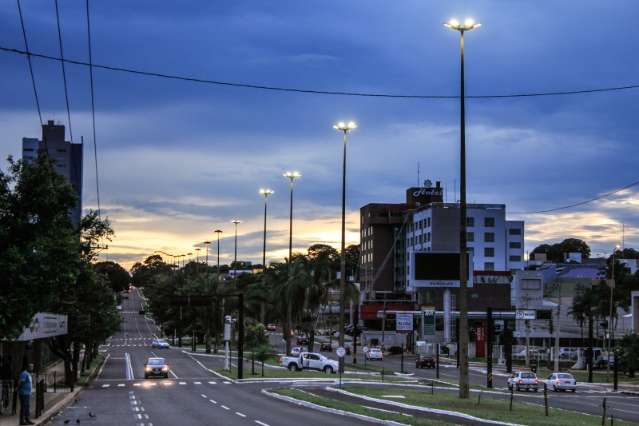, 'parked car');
415,354,435,369
366,347,384,361
507,371,539,392
280,352,338,373
296,336,309,345
151,338,170,349
319,342,332,352
544,372,577,392
144,357,169,379
290,346,303,356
